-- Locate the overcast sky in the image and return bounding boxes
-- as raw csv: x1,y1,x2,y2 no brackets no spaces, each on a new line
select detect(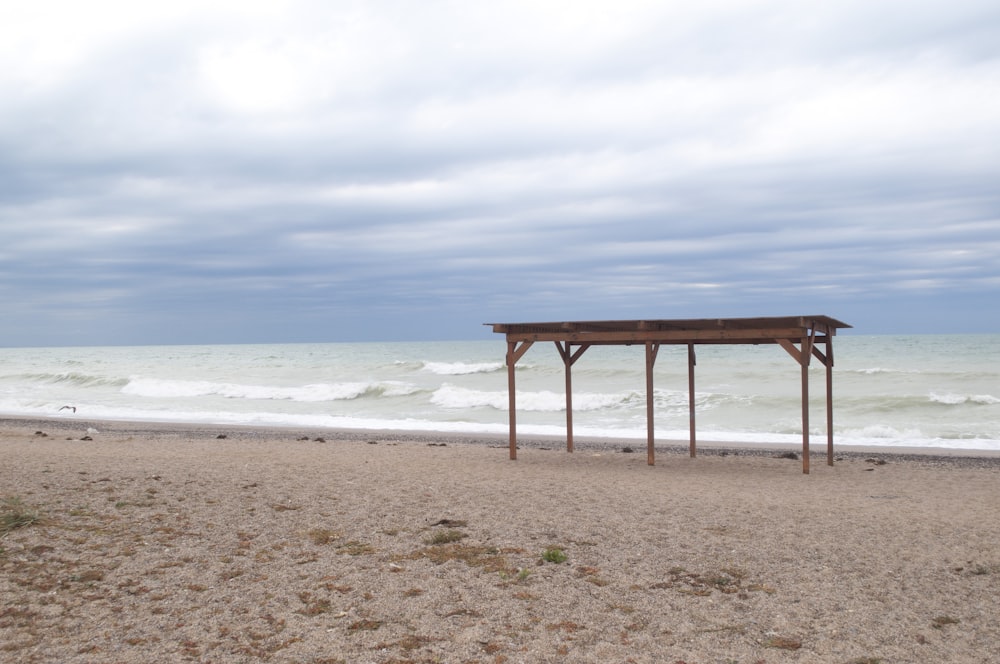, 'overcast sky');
2,0,999,346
